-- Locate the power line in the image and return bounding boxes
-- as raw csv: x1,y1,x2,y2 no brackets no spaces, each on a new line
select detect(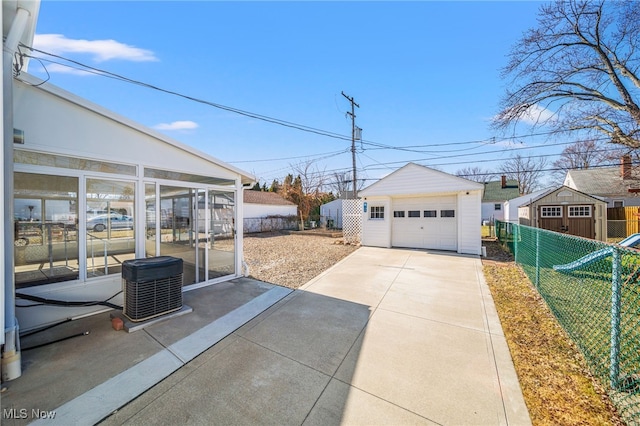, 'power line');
20,44,353,142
